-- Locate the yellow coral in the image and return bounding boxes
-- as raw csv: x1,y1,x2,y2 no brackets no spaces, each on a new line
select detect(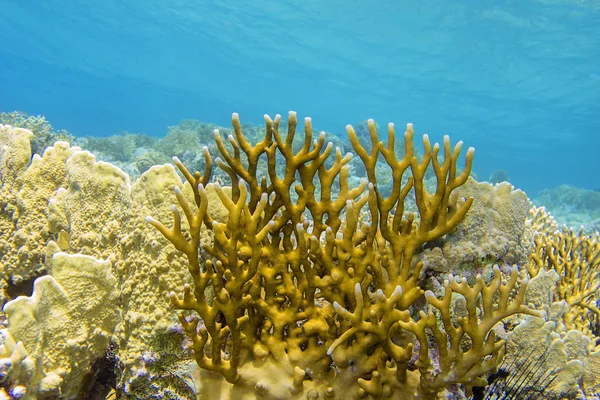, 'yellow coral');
0,125,215,397
148,112,540,399
3,252,119,399
526,205,558,236
0,124,78,302
528,227,600,334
